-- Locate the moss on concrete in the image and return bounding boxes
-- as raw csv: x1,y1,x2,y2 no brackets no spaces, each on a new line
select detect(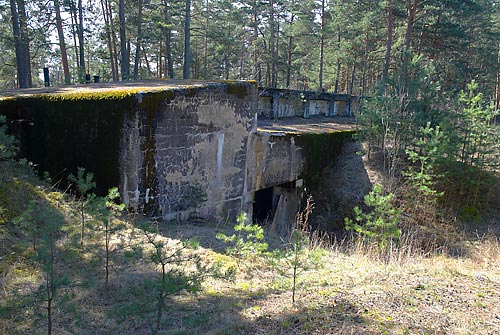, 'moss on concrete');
295,130,355,190
223,81,257,99
0,93,136,195
0,80,256,200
